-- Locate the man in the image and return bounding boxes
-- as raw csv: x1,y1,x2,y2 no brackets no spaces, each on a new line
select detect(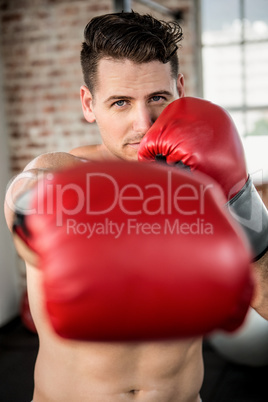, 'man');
5,12,204,402
3,11,267,402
